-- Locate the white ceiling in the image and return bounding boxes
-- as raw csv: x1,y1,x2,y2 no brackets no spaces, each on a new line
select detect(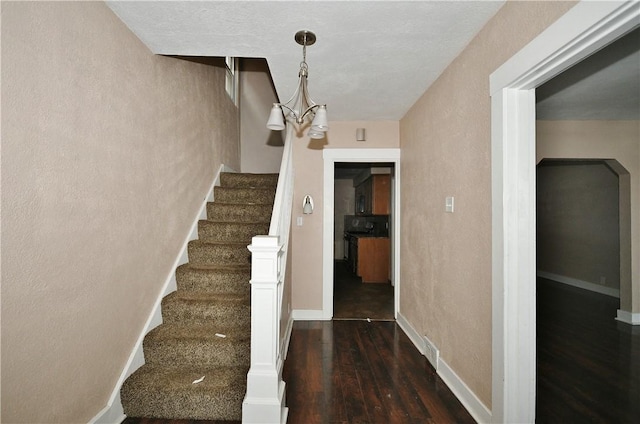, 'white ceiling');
106,0,505,121
537,27,640,120
107,1,639,122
